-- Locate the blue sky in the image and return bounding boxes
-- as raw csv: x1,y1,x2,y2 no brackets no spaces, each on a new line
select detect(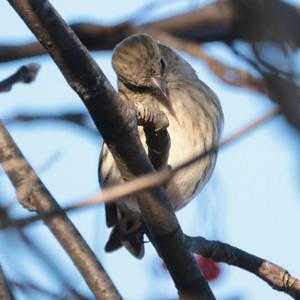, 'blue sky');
0,1,300,299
